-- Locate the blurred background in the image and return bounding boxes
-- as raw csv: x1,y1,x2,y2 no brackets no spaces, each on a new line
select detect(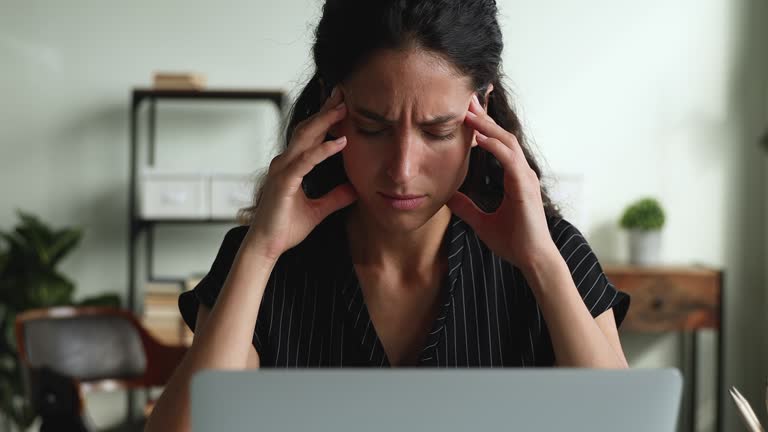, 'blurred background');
0,0,766,431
